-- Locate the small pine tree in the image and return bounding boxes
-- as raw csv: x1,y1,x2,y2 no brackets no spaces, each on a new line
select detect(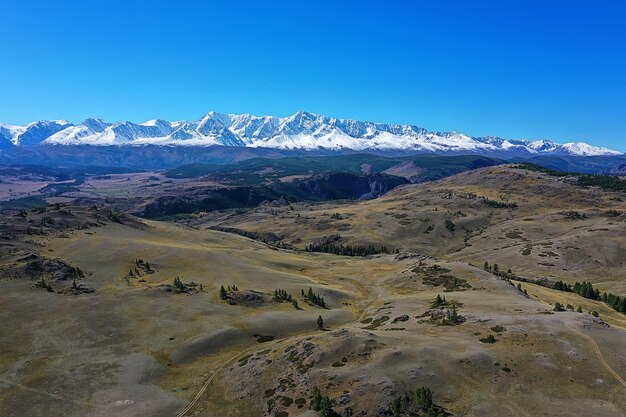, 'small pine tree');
317,315,324,330
311,387,322,411
450,306,458,323
219,285,228,300
433,294,444,307
415,386,433,411
319,396,334,417
493,264,499,273
173,276,185,290
484,261,489,271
